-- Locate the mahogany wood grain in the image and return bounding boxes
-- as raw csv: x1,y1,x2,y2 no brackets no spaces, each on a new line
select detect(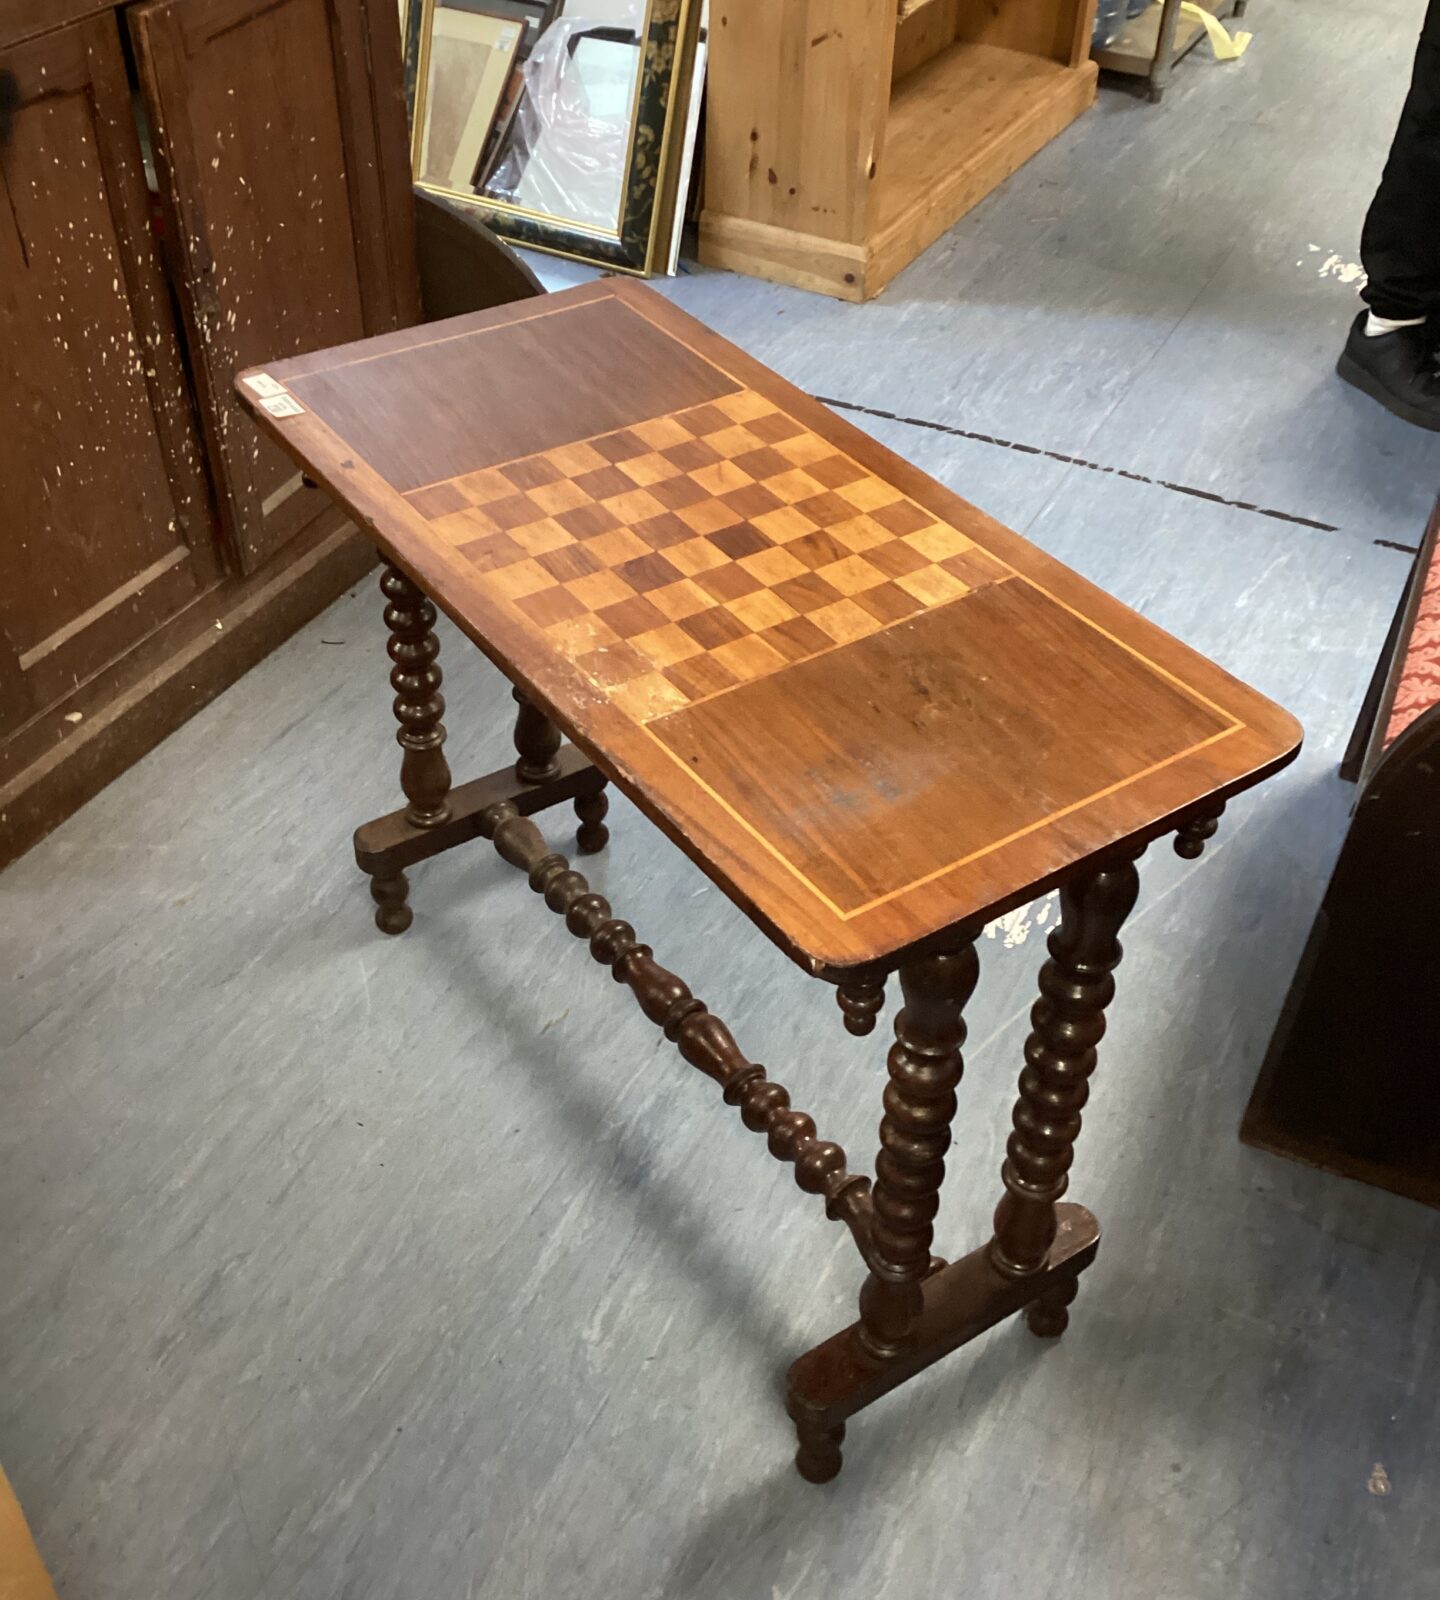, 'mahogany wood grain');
234,285,1310,1483
276,297,740,492
236,279,1302,973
